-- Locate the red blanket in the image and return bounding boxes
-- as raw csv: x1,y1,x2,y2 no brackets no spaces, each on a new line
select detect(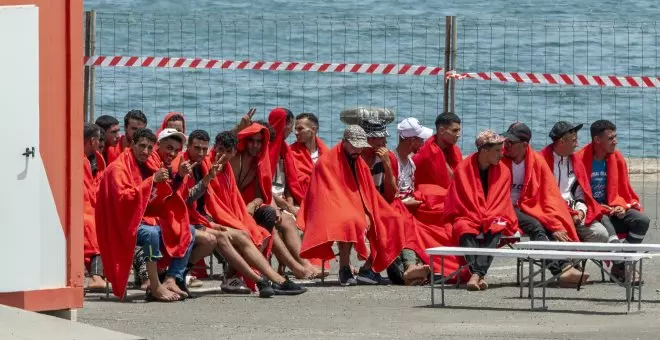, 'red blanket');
290,137,329,194
540,145,606,226
268,108,305,204
297,142,405,272
237,124,273,205
503,146,578,241
444,153,518,240
411,137,463,226
103,135,128,165
96,149,191,298
156,112,186,135
83,152,106,264
576,143,642,211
